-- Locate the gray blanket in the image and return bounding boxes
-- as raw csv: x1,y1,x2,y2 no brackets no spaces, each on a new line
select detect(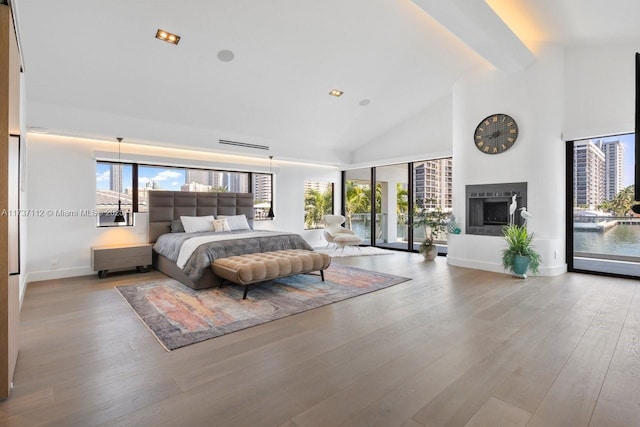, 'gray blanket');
153,230,313,282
